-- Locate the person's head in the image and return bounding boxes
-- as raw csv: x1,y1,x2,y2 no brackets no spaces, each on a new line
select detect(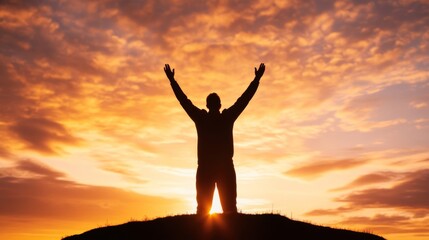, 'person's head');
206,93,221,112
